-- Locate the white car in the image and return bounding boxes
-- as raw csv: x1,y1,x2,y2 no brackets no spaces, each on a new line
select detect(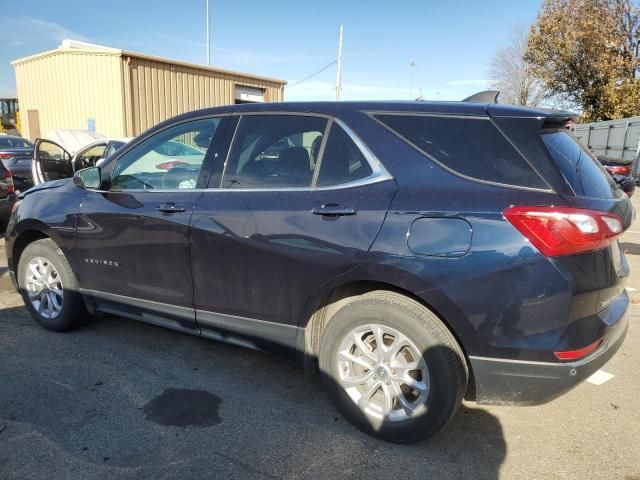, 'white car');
31,131,133,185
